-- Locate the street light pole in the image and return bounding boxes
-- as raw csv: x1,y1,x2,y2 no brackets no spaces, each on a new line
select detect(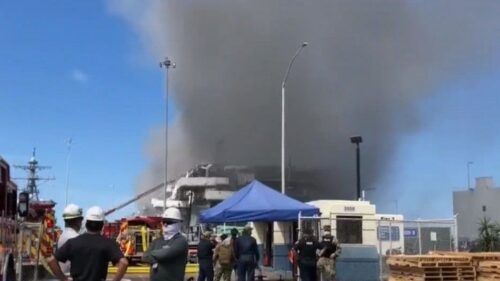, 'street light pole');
467,161,473,190
160,57,175,211
281,42,308,194
350,136,363,200
64,137,72,206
